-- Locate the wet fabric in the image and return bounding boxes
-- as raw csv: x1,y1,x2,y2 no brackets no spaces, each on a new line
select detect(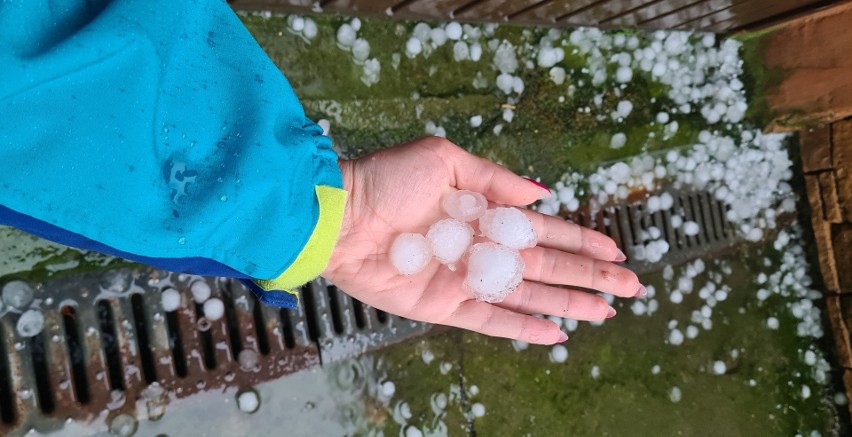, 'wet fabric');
0,0,344,307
